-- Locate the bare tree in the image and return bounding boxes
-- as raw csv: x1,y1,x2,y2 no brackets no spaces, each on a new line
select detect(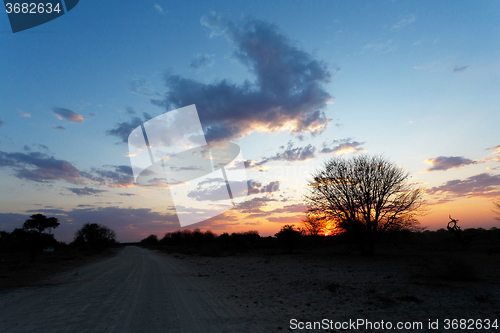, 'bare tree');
301,214,332,236
305,155,426,255
494,199,500,221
